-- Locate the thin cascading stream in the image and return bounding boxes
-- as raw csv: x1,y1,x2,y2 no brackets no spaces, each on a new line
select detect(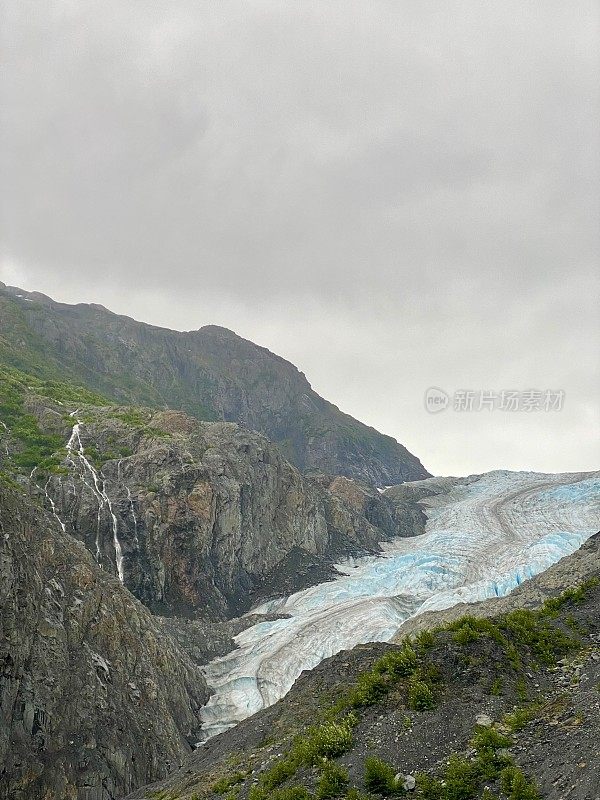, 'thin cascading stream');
66,416,125,583
29,466,68,534
43,477,67,533
118,458,140,549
